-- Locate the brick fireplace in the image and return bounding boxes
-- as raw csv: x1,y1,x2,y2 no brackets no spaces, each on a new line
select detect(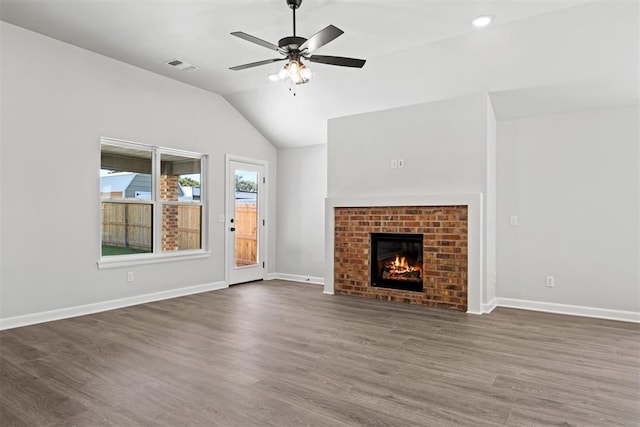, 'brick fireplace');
334,206,468,311
325,195,483,314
